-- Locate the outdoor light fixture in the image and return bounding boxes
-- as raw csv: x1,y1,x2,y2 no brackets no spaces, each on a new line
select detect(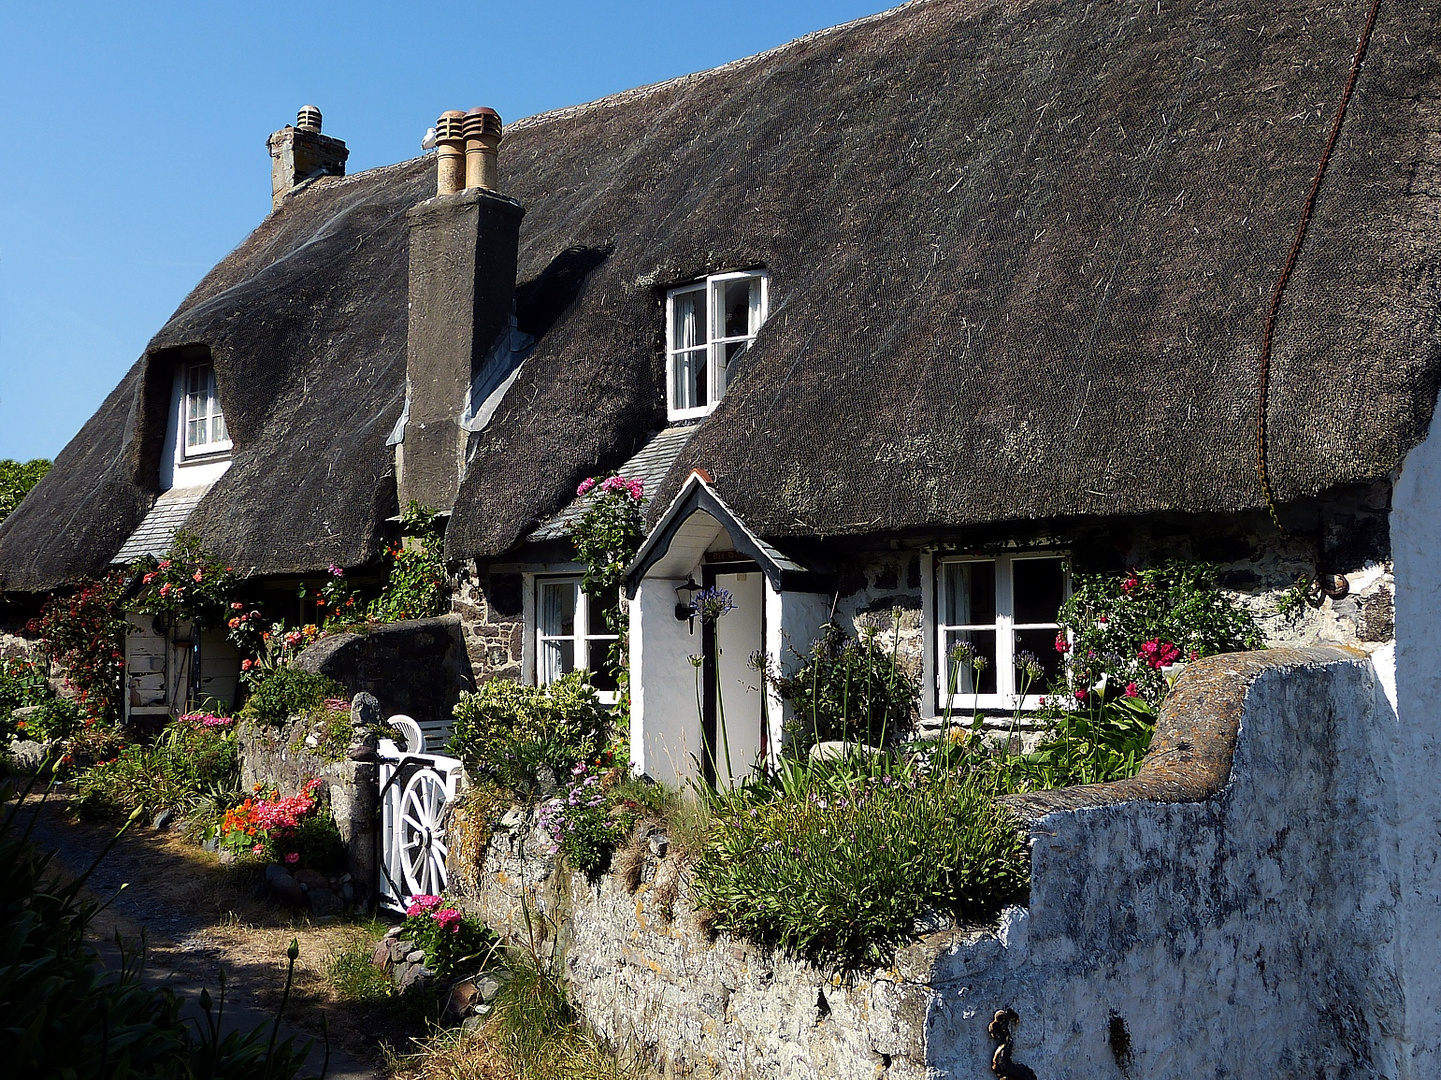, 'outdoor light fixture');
674,576,702,622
